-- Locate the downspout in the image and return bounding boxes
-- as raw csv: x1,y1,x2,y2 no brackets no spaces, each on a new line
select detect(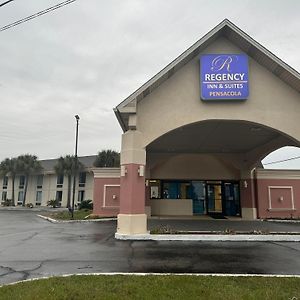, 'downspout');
251,167,259,219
